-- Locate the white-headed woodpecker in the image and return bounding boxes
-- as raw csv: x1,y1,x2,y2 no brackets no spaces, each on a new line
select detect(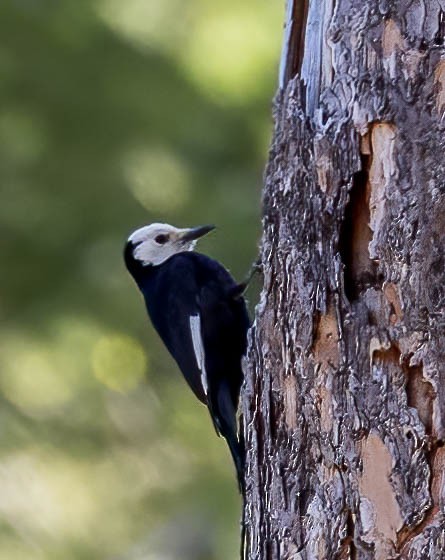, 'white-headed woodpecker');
124,223,250,489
